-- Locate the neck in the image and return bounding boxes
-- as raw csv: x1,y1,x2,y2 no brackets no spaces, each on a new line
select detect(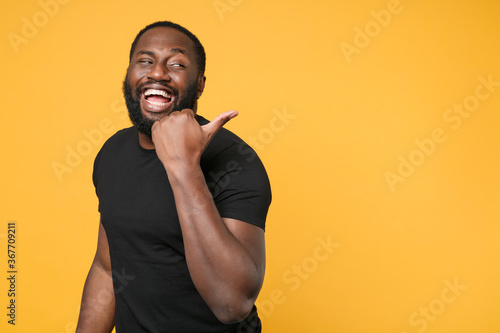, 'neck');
138,132,155,150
